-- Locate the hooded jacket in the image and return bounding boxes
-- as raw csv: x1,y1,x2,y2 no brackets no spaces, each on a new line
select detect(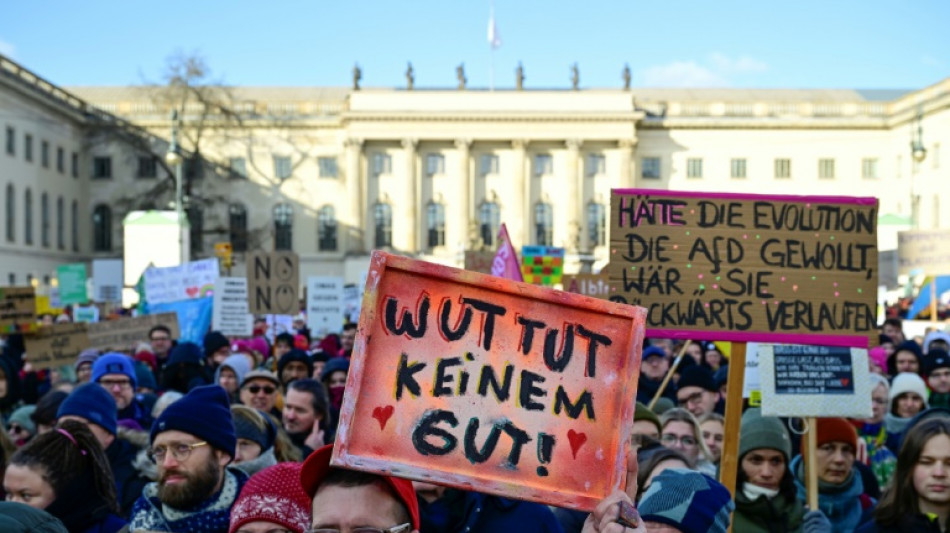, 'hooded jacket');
791,455,874,531
0,502,68,533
